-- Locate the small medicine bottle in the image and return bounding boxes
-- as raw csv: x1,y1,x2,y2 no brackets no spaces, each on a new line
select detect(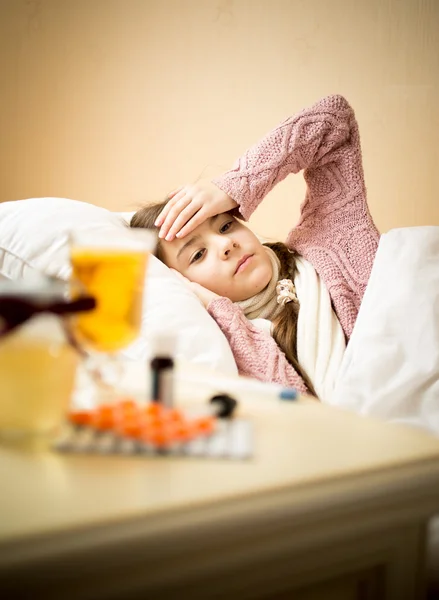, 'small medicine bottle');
150,332,176,407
